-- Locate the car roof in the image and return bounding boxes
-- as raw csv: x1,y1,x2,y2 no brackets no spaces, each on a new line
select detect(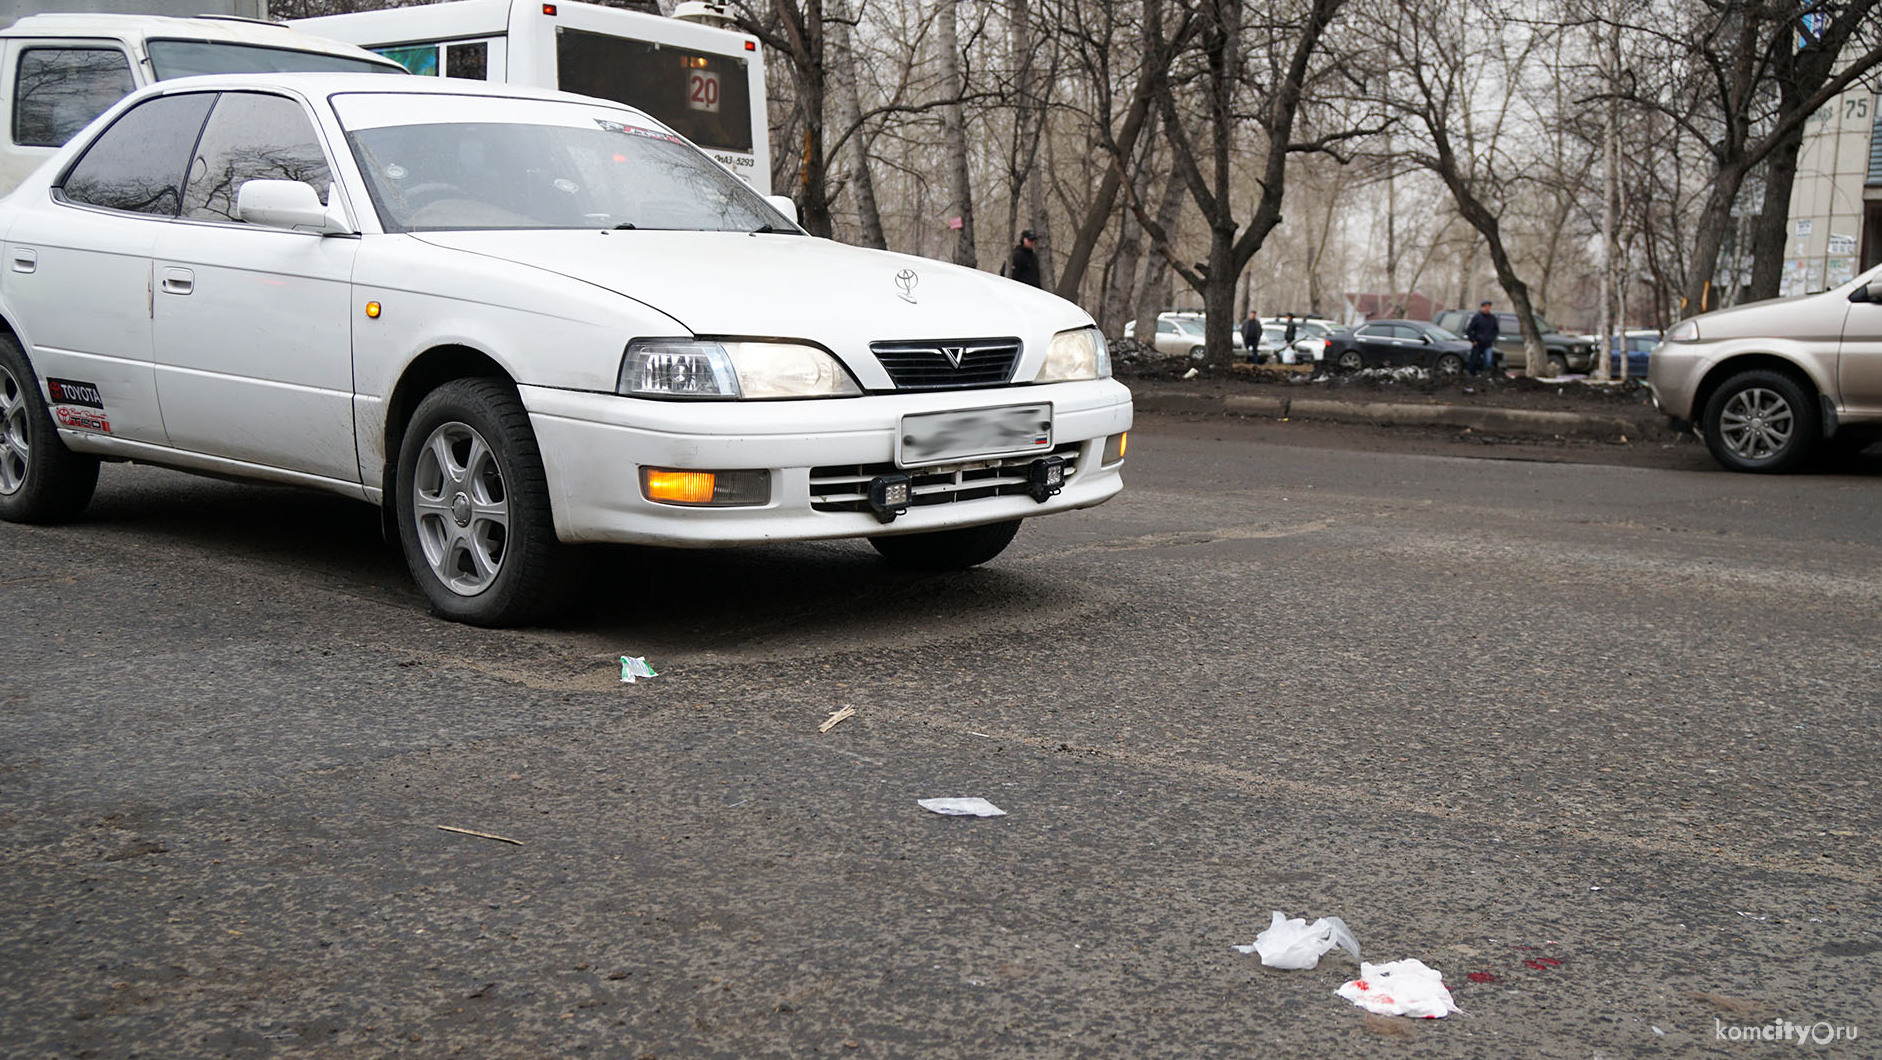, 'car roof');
0,14,399,68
